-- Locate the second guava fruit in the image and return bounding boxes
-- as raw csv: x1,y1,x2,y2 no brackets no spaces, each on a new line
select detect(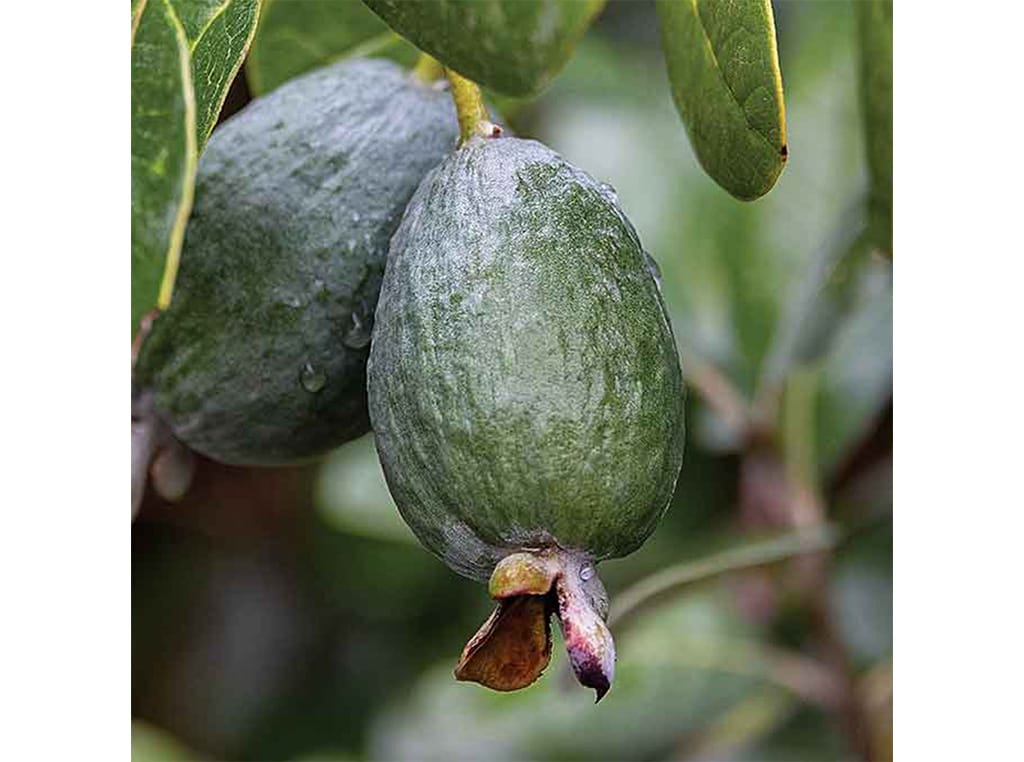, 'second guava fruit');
134,59,460,466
